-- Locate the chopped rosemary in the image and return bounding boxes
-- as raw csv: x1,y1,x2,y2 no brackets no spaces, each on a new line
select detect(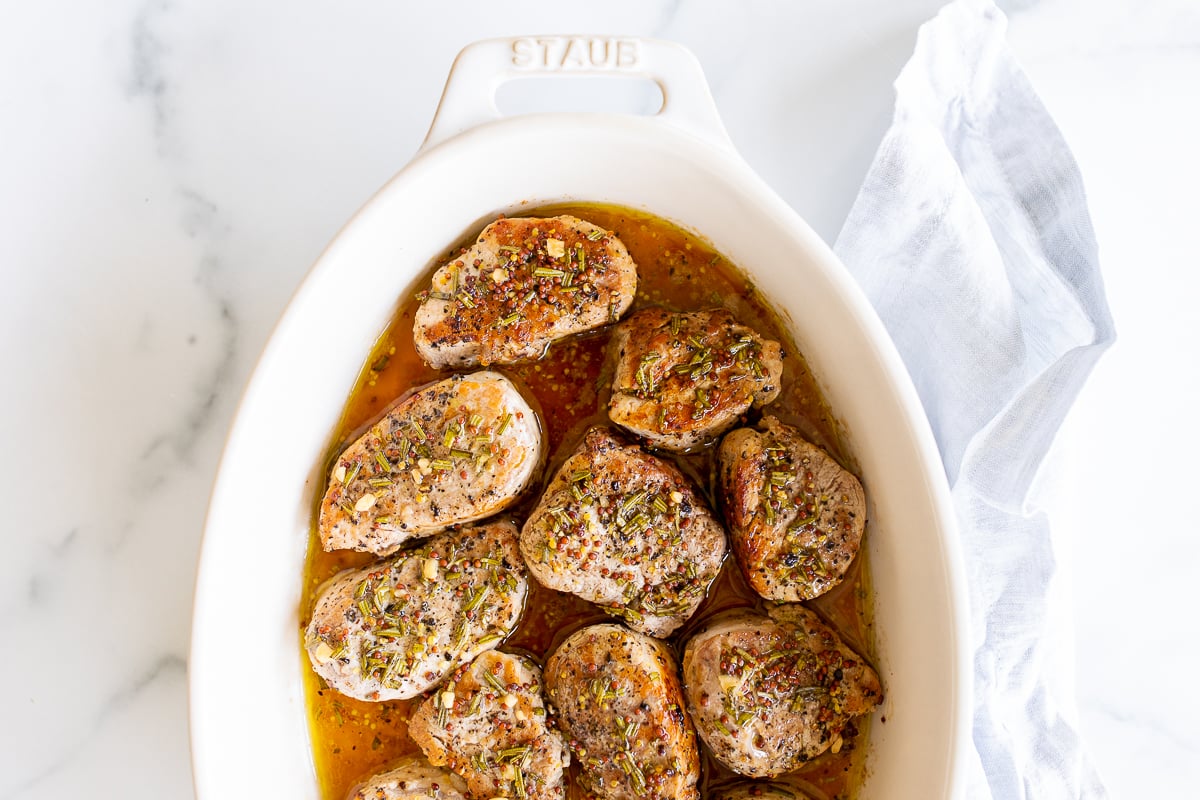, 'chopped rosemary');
499,745,532,762
482,669,507,693
619,490,647,517
620,512,649,535
464,584,491,612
